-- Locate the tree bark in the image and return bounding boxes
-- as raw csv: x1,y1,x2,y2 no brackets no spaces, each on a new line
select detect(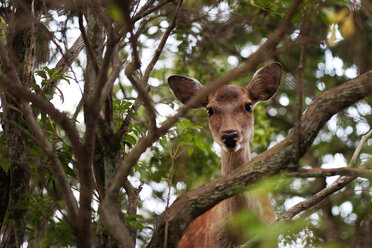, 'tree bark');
0,0,33,247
